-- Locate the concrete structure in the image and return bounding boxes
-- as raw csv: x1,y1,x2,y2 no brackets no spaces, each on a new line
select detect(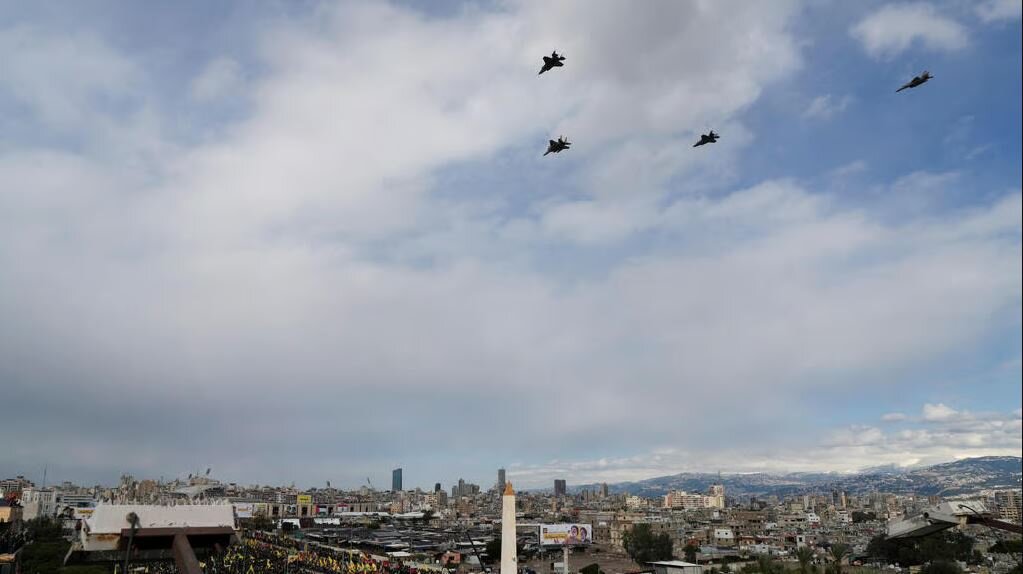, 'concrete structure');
626,495,646,509
60,493,97,509
78,504,237,551
498,469,506,494
708,484,725,509
0,477,33,496
713,527,735,547
20,488,57,520
994,490,1021,523
452,479,480,498
649,560,702,574
887,500,1021,538
68,504,238,574
664,490,721,510
501,482,516,574
0,500,22,524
